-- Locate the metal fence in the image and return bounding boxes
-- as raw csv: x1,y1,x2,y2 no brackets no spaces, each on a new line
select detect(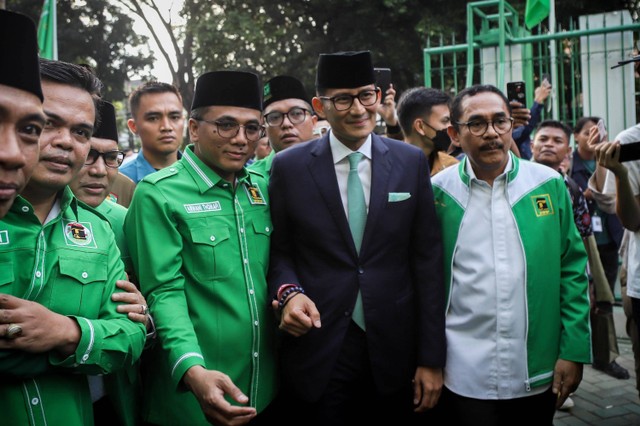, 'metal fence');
423,1,640,138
